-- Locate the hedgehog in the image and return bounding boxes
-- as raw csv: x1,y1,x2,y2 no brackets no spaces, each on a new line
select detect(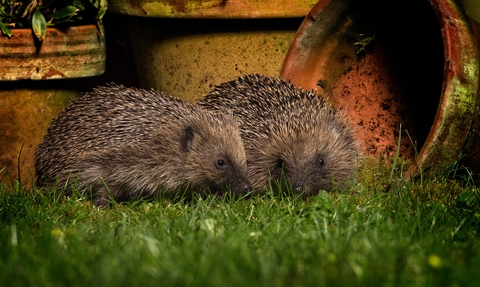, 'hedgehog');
35,84,252,207
197,74,360,195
